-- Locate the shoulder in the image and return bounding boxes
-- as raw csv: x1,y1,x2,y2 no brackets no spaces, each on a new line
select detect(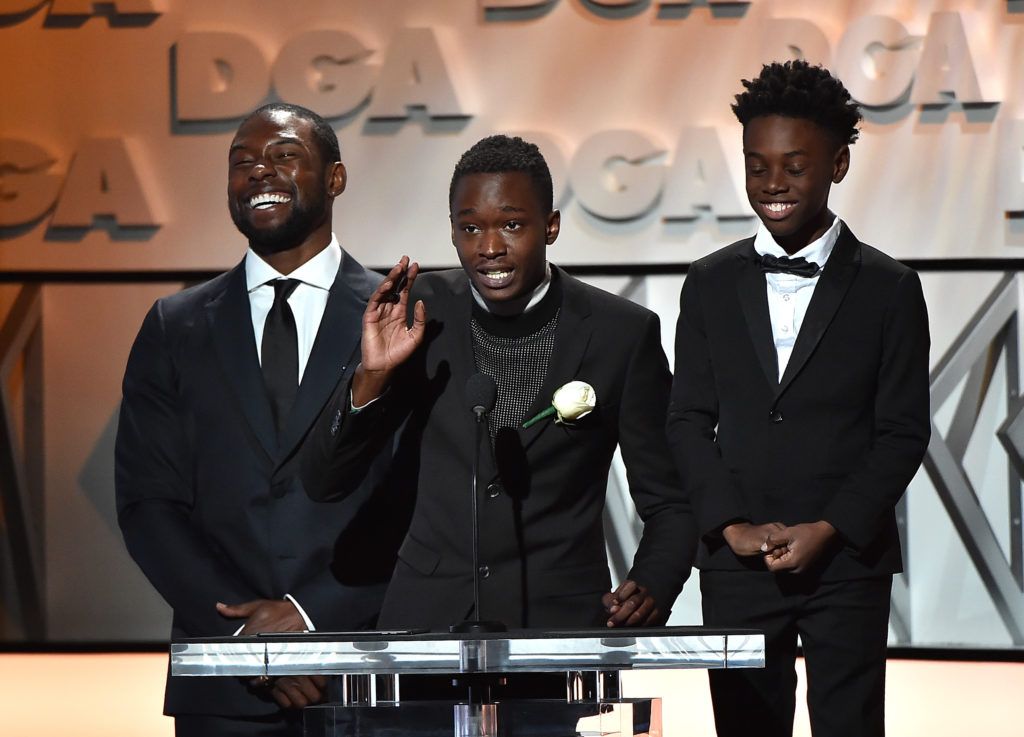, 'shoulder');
412,268,467,300
558,267,657,328
155,268,236,319
687,237,753,279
